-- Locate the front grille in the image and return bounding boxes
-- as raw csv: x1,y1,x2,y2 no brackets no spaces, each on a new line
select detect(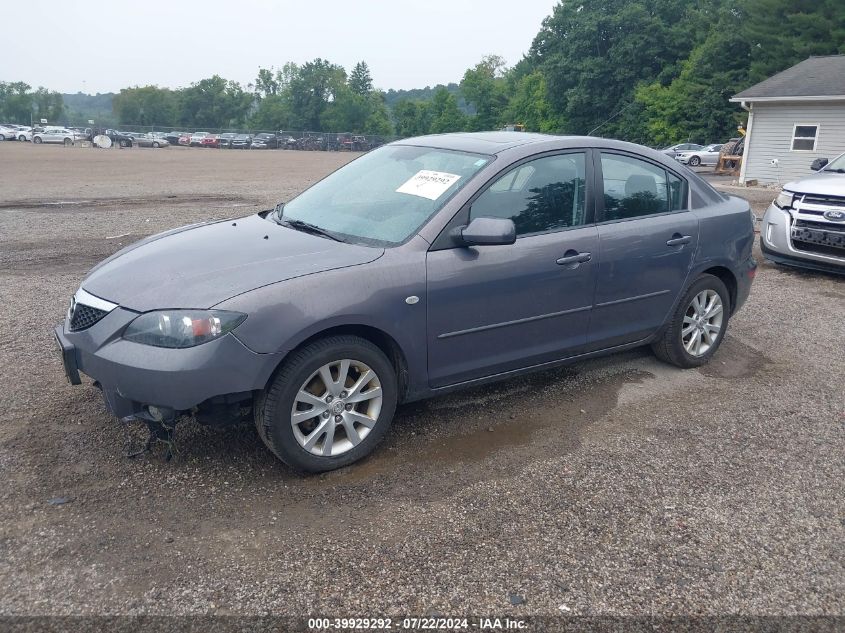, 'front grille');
794,219,845,233
70,303,108,331
791,219,845,257
798,194,845,208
